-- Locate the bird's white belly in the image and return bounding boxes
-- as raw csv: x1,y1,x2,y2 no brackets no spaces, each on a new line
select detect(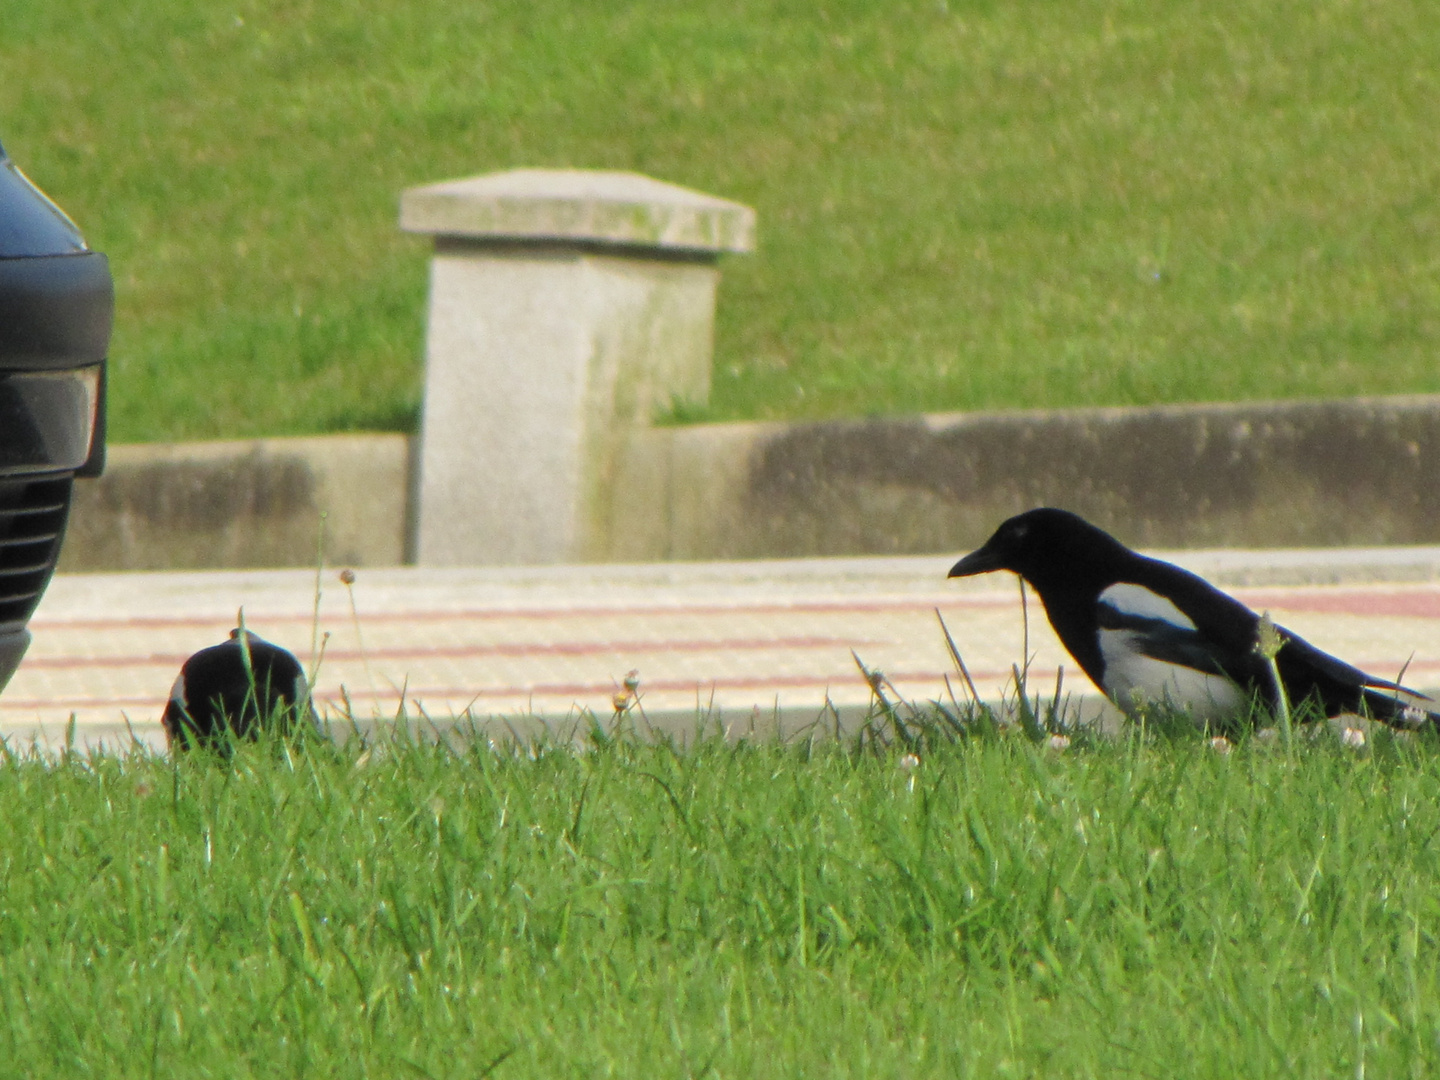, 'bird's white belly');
1099,629,1246,724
